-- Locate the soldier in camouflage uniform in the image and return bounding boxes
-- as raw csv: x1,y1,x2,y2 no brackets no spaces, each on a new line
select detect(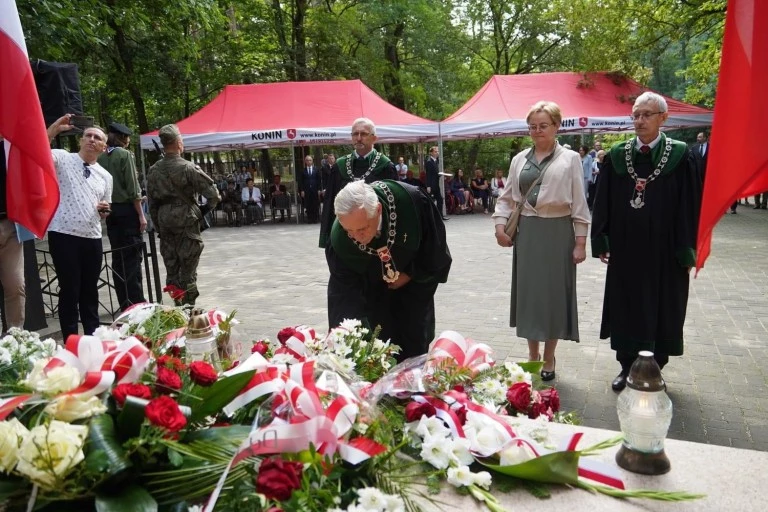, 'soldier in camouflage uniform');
147,124,220,306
